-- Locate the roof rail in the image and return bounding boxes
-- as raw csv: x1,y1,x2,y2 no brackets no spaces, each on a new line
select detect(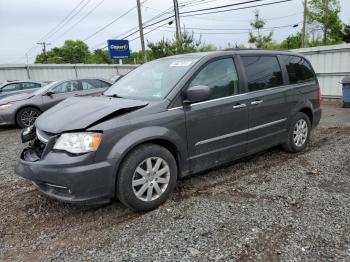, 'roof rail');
223,48,264,51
